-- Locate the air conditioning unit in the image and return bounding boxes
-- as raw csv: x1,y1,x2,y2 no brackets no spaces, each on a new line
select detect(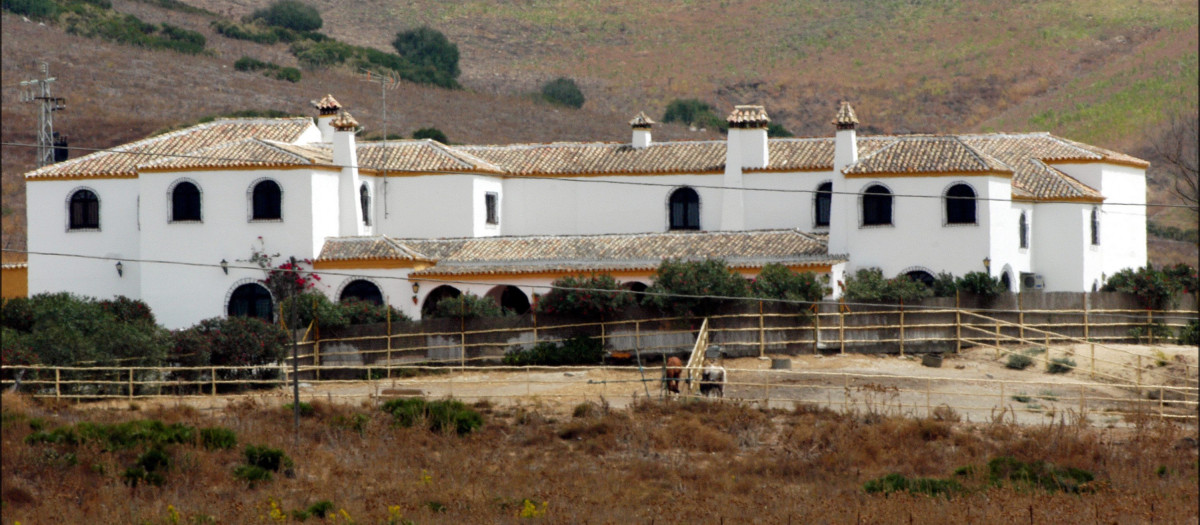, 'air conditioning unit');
1020,272,1045,292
